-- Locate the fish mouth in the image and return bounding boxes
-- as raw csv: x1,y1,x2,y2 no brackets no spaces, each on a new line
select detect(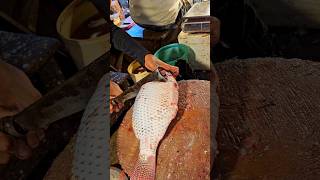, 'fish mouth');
158,67,173,80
